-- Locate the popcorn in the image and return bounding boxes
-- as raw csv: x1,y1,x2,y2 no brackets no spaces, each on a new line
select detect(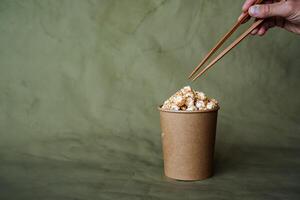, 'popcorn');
161,86,218,111
195,100,205,109
195,91,207,101
185,97,194,107
206,102,214,110
187,105,197,111
161,104,170,110
171,105,180,111
181,106,187,111
210,98,218,105
185,93,195,101
174,95,185,107
161,100,171,109
181,86,192,93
